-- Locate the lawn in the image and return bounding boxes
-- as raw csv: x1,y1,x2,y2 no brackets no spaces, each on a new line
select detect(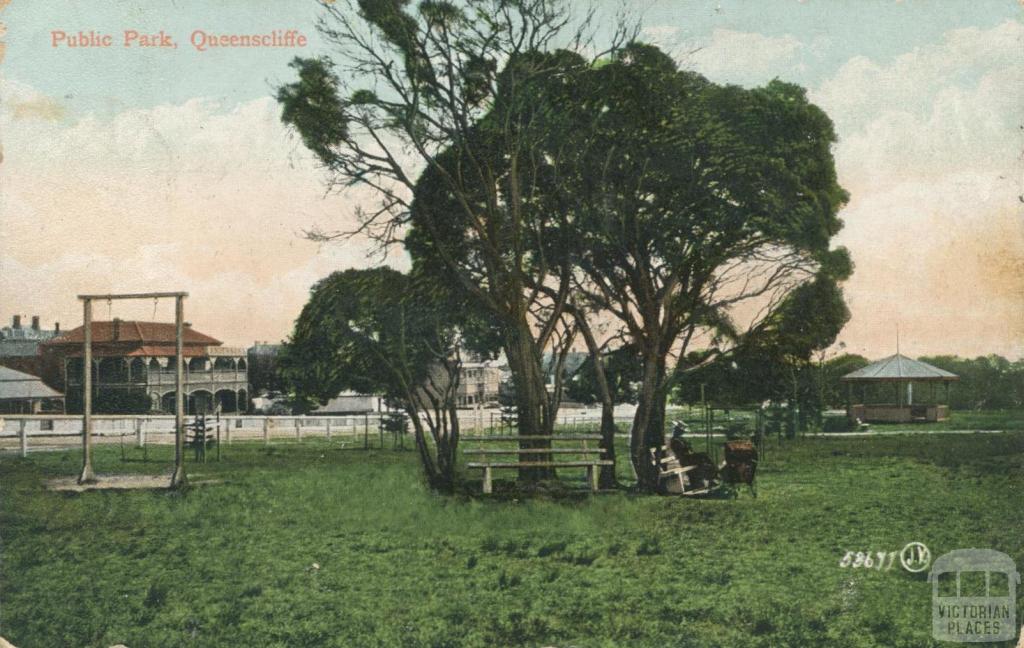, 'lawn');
1,433,1022,647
